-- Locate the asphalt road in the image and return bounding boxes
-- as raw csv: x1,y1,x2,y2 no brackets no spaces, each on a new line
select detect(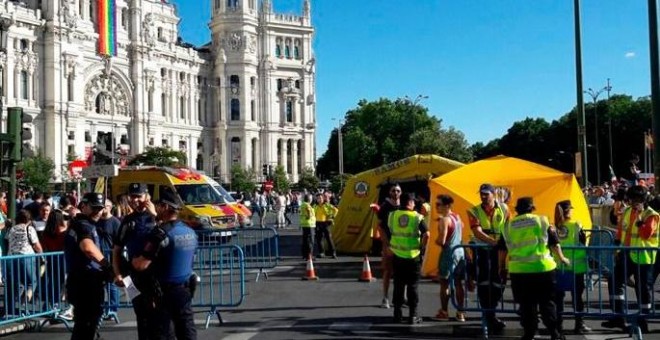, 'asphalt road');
4,212,658,339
